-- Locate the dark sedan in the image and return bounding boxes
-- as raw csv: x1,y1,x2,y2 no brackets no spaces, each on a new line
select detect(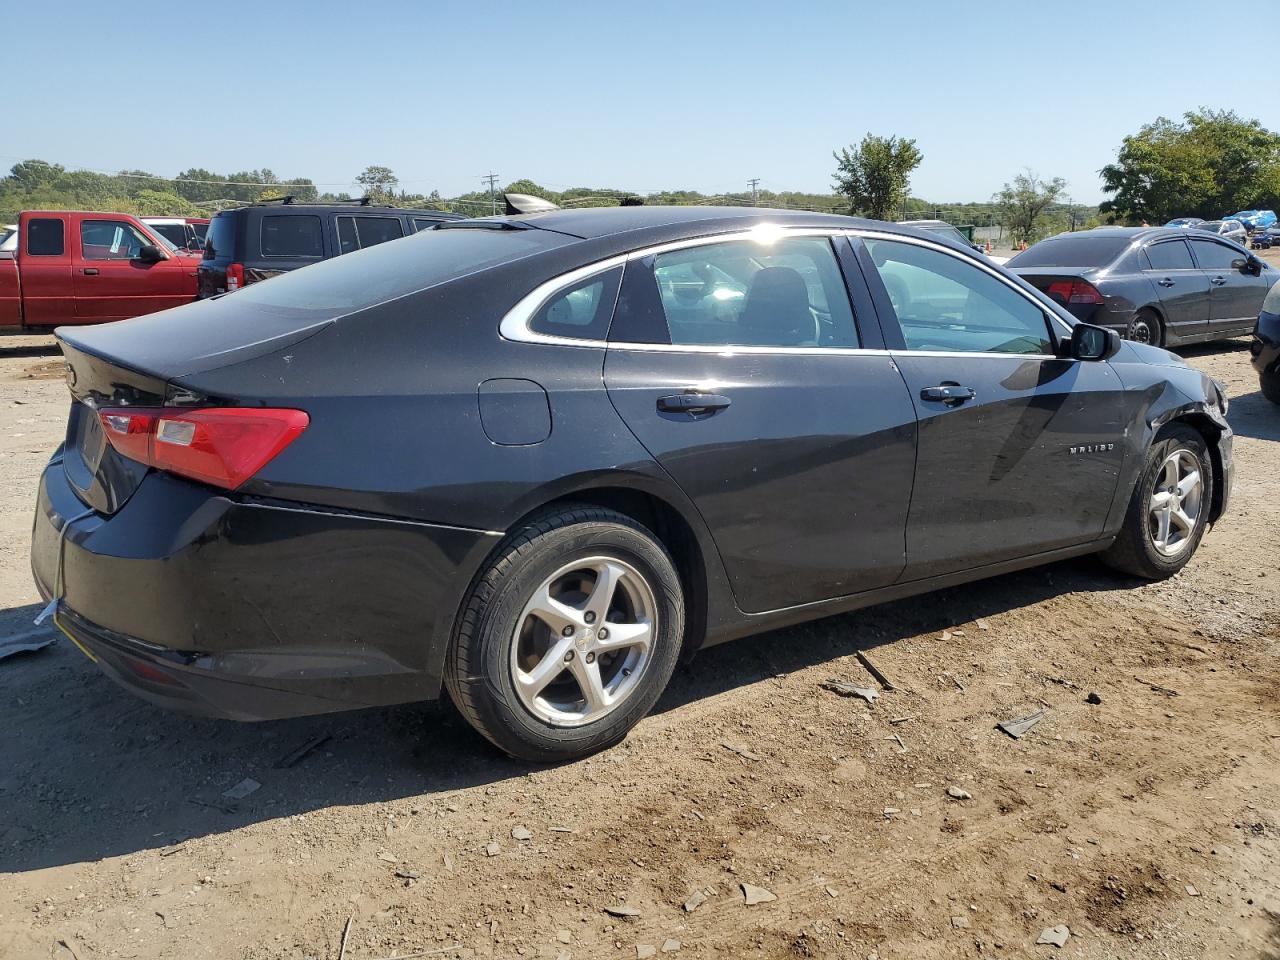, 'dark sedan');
1253,281,1280,403
1007,227,1275,346
32,206,1232,761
